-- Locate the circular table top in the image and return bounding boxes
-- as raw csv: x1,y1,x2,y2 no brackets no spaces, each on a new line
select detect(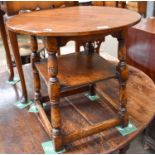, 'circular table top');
133,17,155,35
6,6,141,36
